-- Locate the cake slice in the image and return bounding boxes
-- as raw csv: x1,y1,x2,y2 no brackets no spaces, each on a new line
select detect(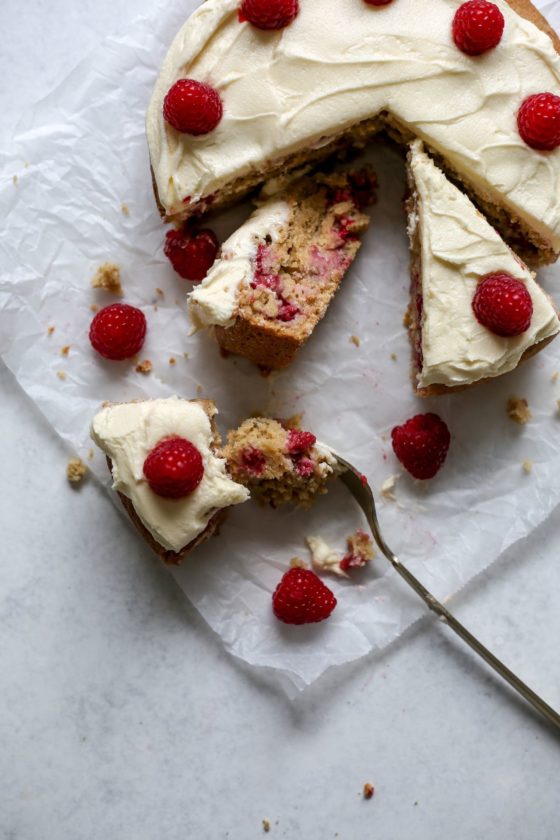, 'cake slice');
222,418,337,508
91,397,249,564
189,167,376,369
405,141,560,395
